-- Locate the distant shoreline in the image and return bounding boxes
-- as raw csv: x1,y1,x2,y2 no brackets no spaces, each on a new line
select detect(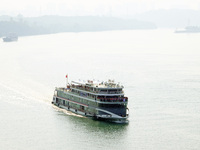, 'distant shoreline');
0,15,157,37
